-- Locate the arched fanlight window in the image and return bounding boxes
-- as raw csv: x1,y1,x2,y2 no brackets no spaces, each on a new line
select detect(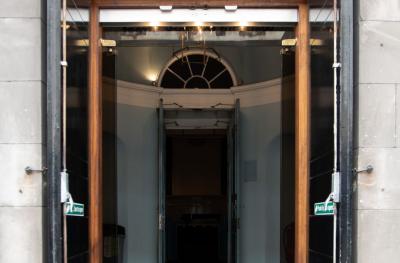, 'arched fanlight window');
157,48,238,89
